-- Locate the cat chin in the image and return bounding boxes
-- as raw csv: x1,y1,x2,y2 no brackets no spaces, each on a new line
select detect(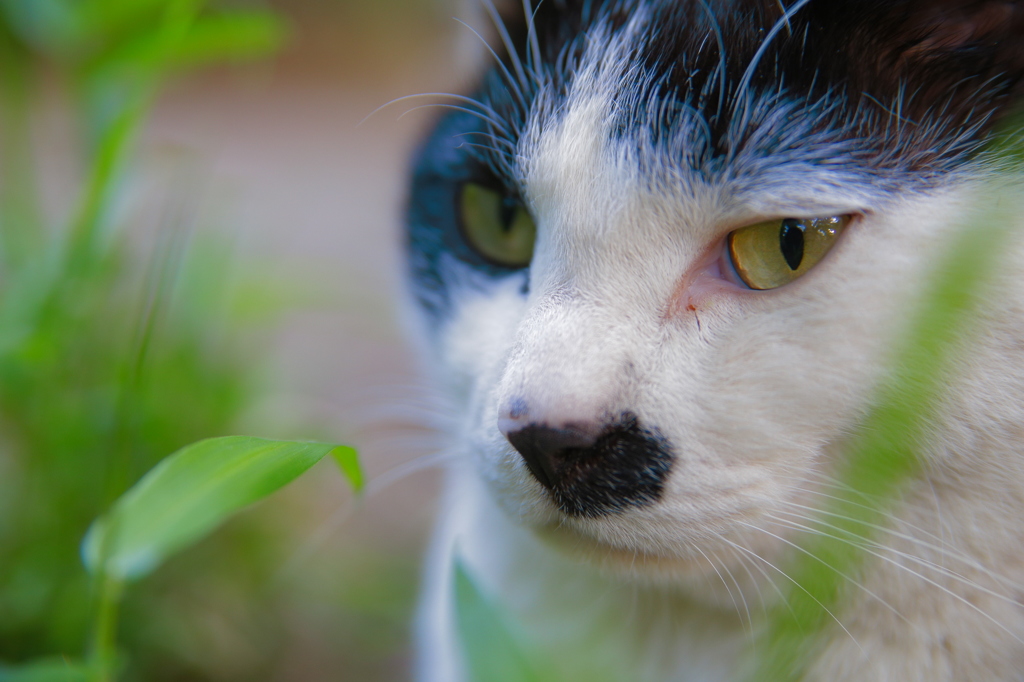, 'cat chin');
533,520,710,575
525,517,781,608
519,495,768,564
